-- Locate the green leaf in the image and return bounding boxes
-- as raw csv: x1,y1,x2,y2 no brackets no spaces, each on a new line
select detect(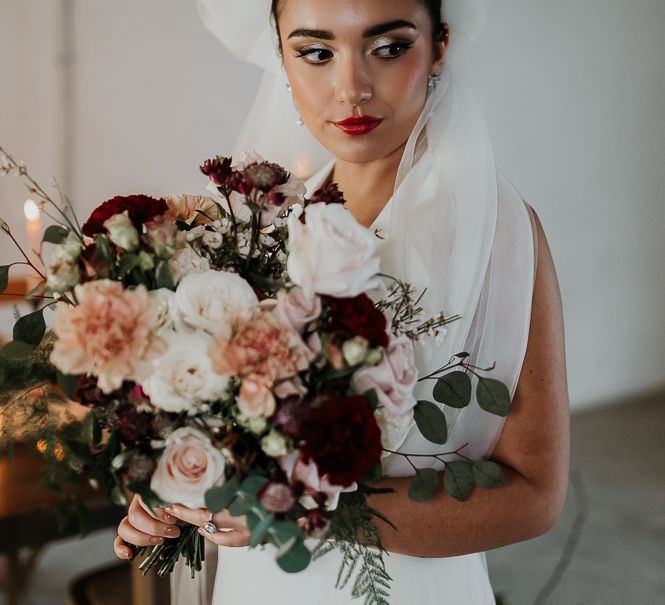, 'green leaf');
13,307,46,346
249,513,274,548
1,340,34,359
118,253,141,277
94,235,113,261
205,475,240,513
472,461,506,489
414,400,448,445
444,461,474,502
432,371,471,408
276,540,311,573
477,377,511,417
0,265,9,293
85,410,103,446
269,520,303,545
407,467,439,502
155,261,175,290
42,225,69,244
57,372,81,399
239,474,269,498
363,389,379,412
227,493,254,517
